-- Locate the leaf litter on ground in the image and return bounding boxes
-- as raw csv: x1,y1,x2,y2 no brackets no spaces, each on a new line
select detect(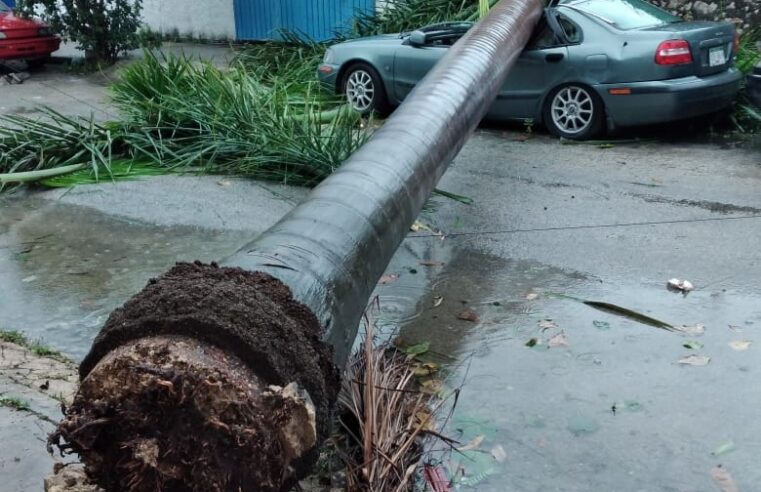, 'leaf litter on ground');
432,296,444,307
678,354,711,366
710,465,739,492
728,340,752,351
457,310,479,323
538,319,557,330
712,440,736,457
683,340,703,350
548,332,568,348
